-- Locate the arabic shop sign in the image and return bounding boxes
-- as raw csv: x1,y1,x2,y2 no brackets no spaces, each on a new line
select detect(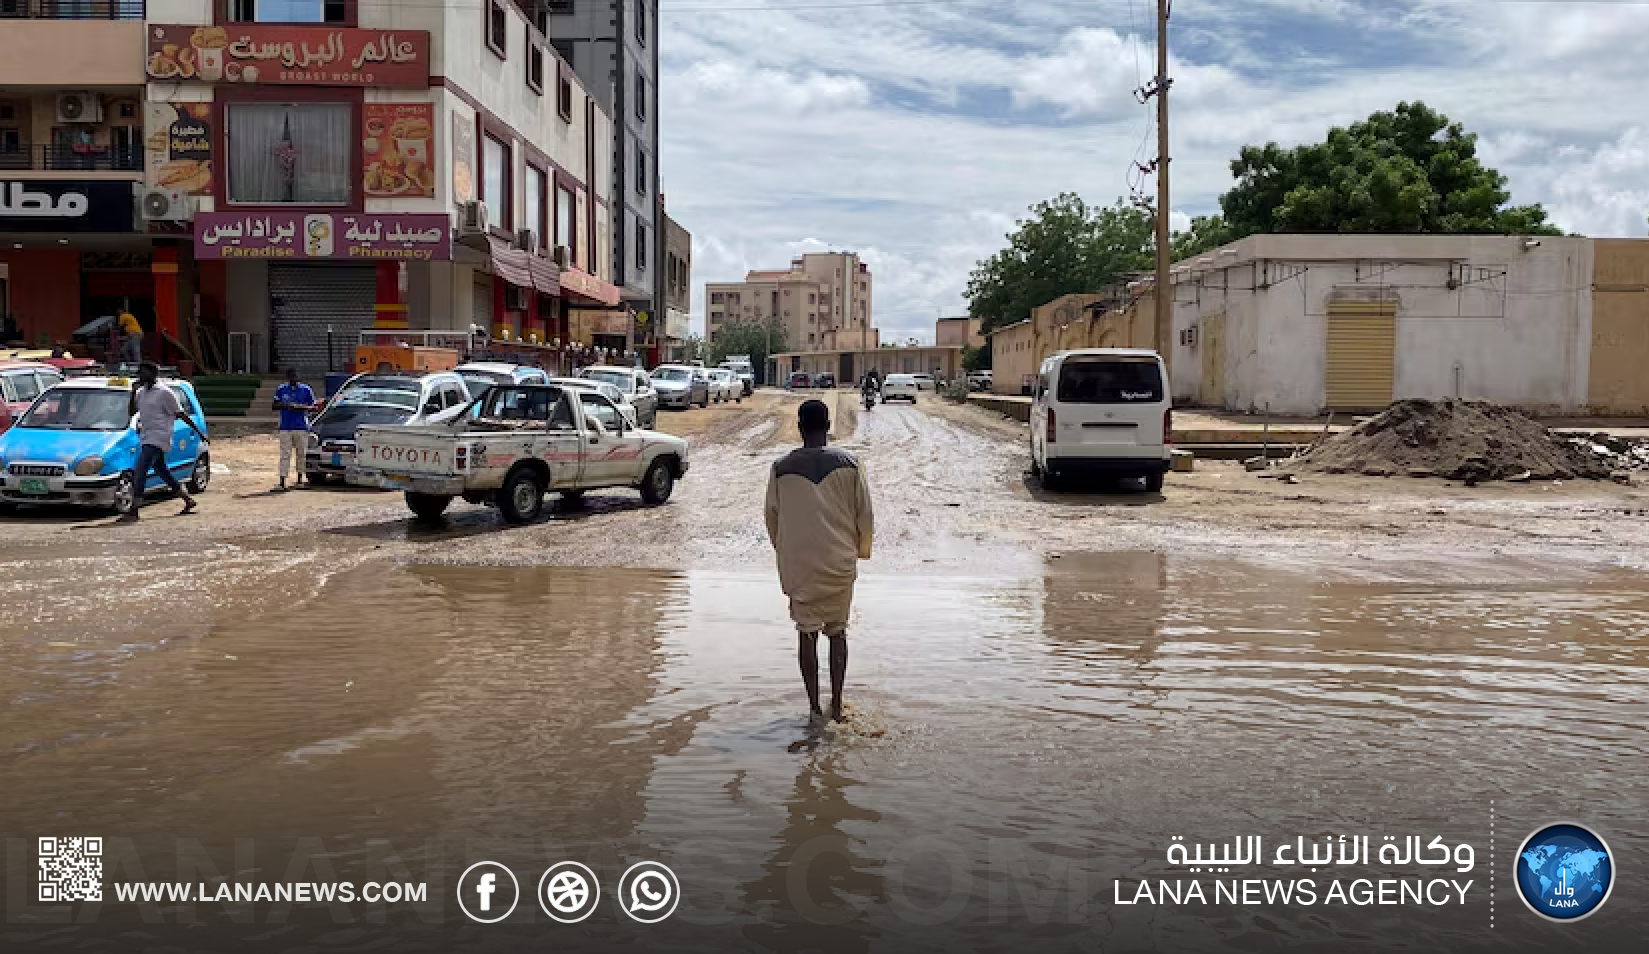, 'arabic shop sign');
147,25,430,87
195,212,451,261
0,181,135,233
